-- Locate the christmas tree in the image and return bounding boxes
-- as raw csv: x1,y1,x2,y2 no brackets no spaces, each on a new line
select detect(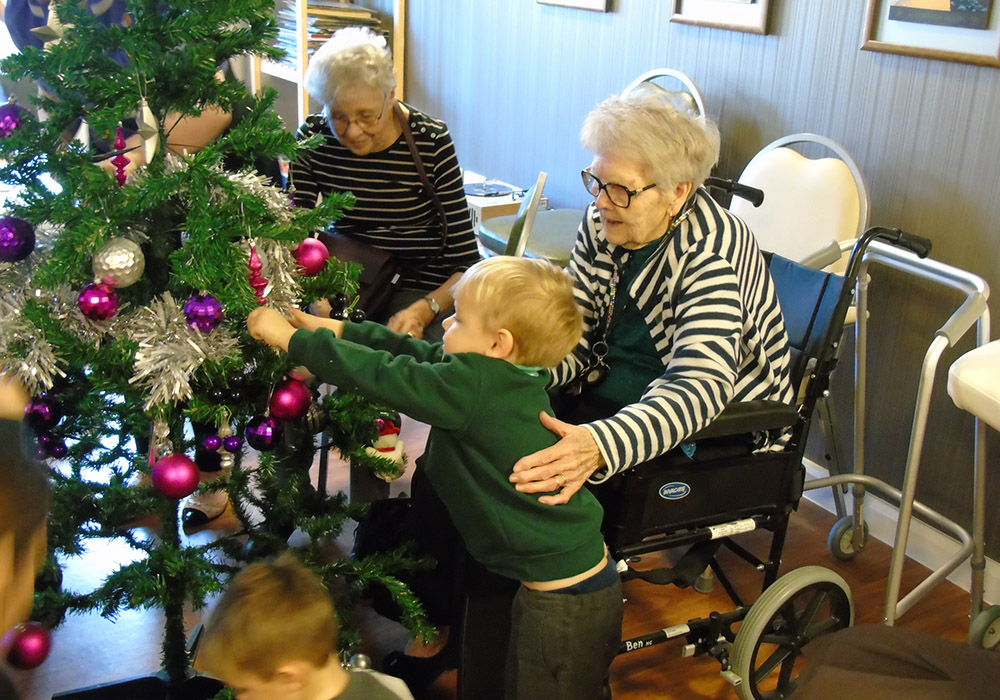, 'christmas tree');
0,0,429,694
